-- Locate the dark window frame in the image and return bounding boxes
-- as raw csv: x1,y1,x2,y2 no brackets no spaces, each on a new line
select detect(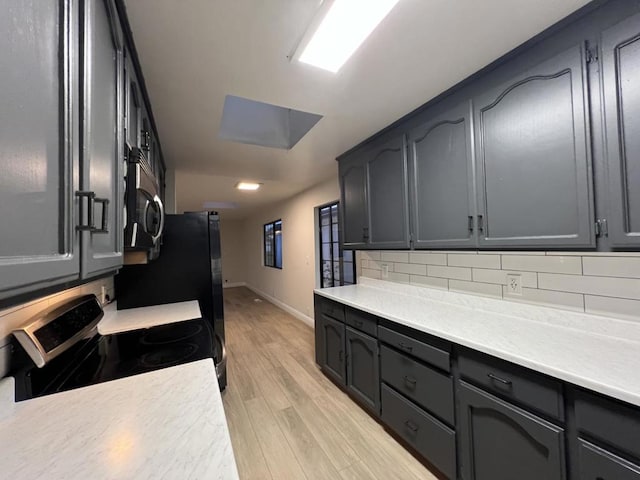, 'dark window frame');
263,219,282,269
318,201,356,287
